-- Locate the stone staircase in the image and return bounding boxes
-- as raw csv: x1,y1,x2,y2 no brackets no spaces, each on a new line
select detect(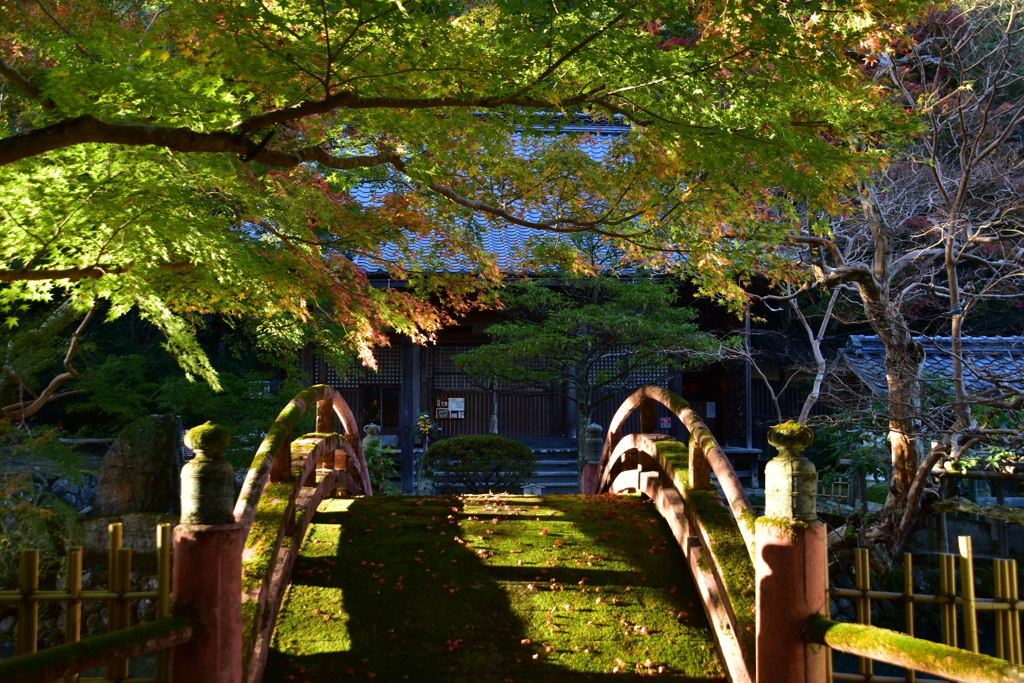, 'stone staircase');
512,436,579,495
